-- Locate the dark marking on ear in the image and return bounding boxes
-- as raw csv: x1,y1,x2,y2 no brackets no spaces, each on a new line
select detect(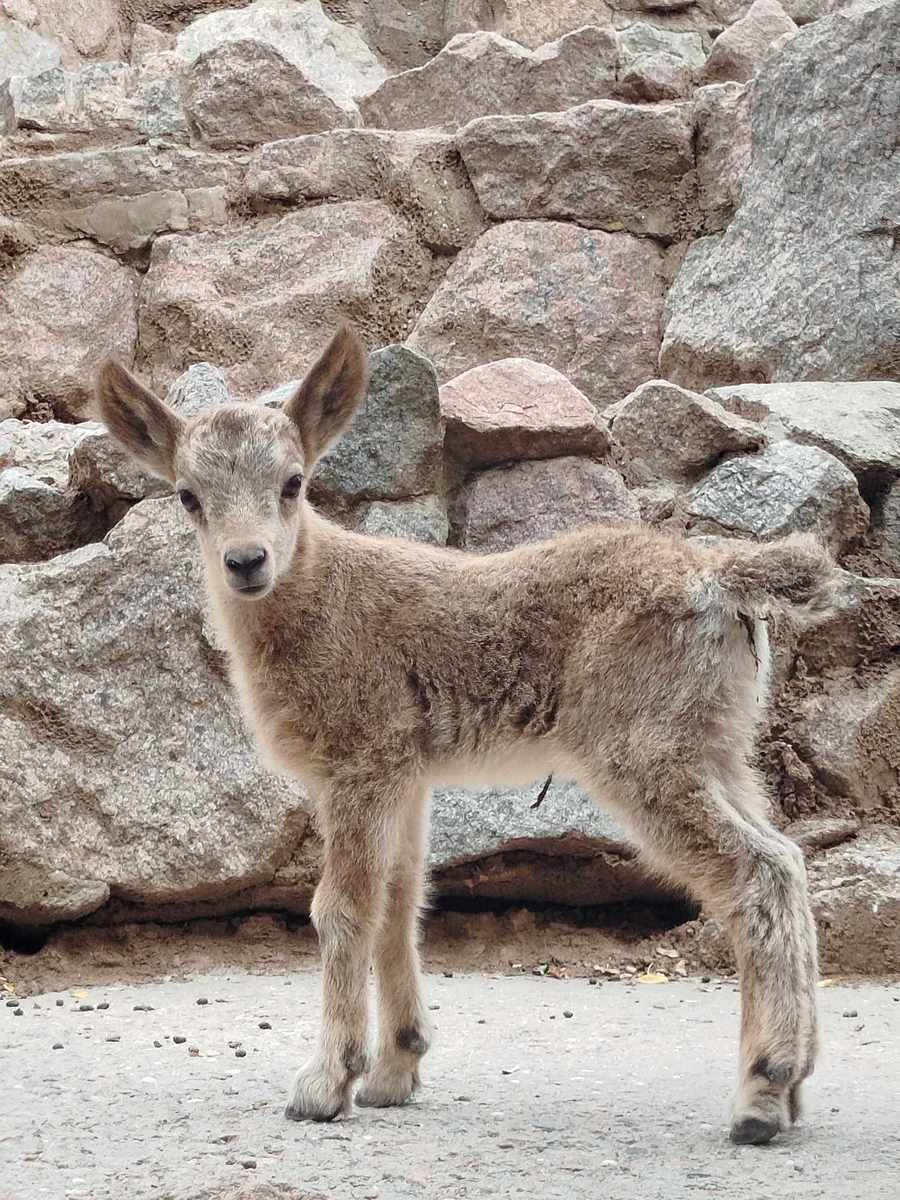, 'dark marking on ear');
284,324,369,470
94,357,184,483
